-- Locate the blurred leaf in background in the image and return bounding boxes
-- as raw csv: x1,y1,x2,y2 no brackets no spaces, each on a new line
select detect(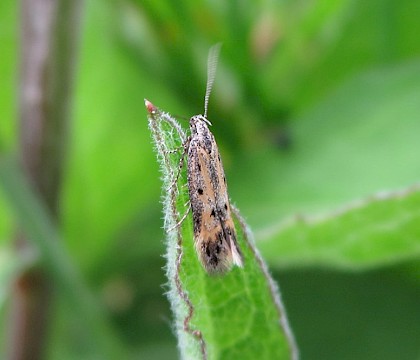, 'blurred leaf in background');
1,0,420,359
